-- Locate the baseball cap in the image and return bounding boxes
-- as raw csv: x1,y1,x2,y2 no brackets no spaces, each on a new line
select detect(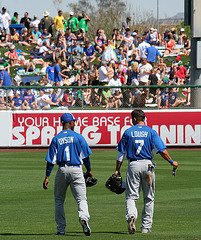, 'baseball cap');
114,72,119,77
15,90,21,94
61,113,78,124
178,62,183,66
180,28,185,32
1,58,5,61
176,55,181,60
165,28,170,33
70,12,74,16
150,28,154,31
